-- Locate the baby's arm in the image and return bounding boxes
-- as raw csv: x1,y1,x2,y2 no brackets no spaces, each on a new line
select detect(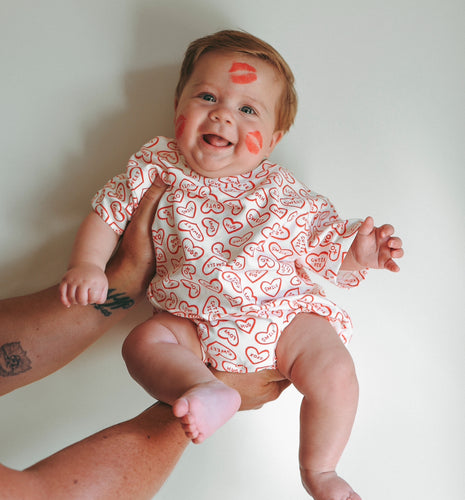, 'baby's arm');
341,216,404,272
60,212,119,307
